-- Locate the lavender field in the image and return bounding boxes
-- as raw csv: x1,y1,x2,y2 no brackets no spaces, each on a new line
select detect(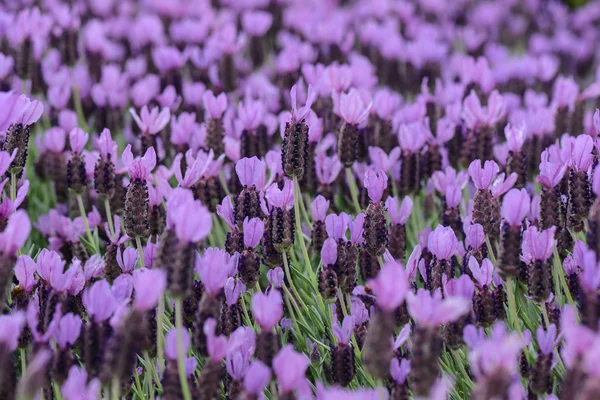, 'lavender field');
1,0,600,399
